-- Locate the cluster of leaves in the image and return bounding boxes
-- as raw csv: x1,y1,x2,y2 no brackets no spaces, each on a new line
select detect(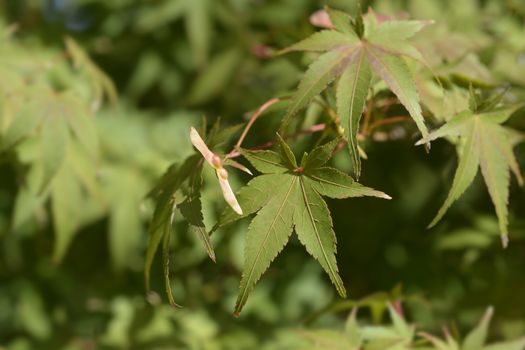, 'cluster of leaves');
0,29,113,261
144,5,524,315
0,26,198,270
301,305,525,350
280,7,432,177
1,0,525,348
